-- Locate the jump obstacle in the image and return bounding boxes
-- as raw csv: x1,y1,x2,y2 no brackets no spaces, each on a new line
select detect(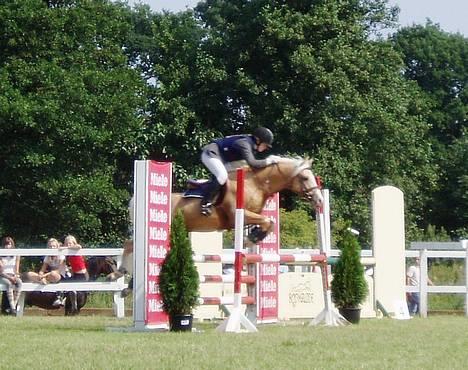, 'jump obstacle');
132,160,406,331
